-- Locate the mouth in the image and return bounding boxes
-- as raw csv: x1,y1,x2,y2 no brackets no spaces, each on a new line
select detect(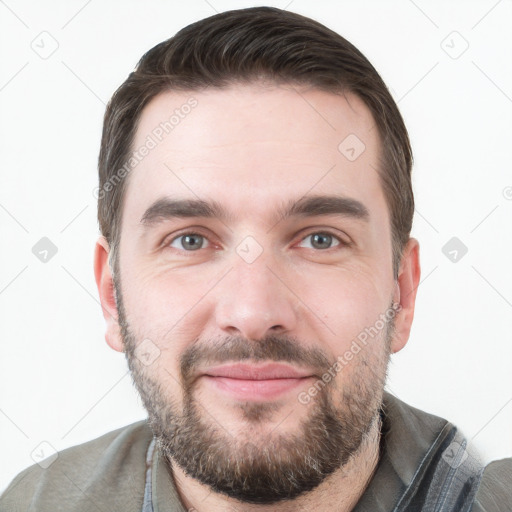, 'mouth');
200,362,315,401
